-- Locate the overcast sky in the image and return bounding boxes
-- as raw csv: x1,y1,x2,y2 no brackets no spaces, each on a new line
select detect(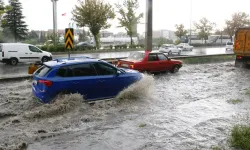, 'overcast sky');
4,0,250,33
